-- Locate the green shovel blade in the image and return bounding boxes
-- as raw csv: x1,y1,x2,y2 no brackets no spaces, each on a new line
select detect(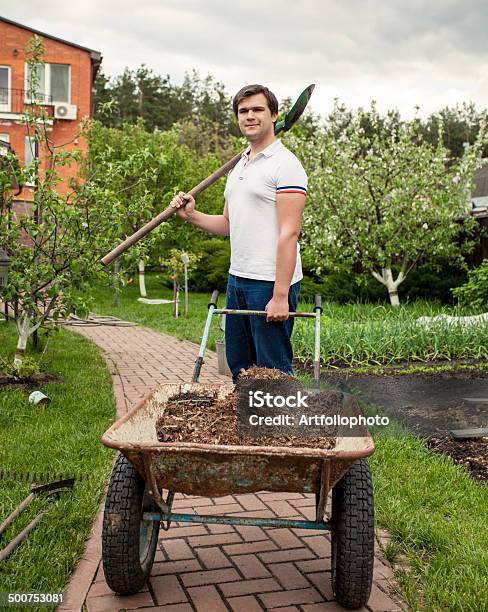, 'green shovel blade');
274,84,315,135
